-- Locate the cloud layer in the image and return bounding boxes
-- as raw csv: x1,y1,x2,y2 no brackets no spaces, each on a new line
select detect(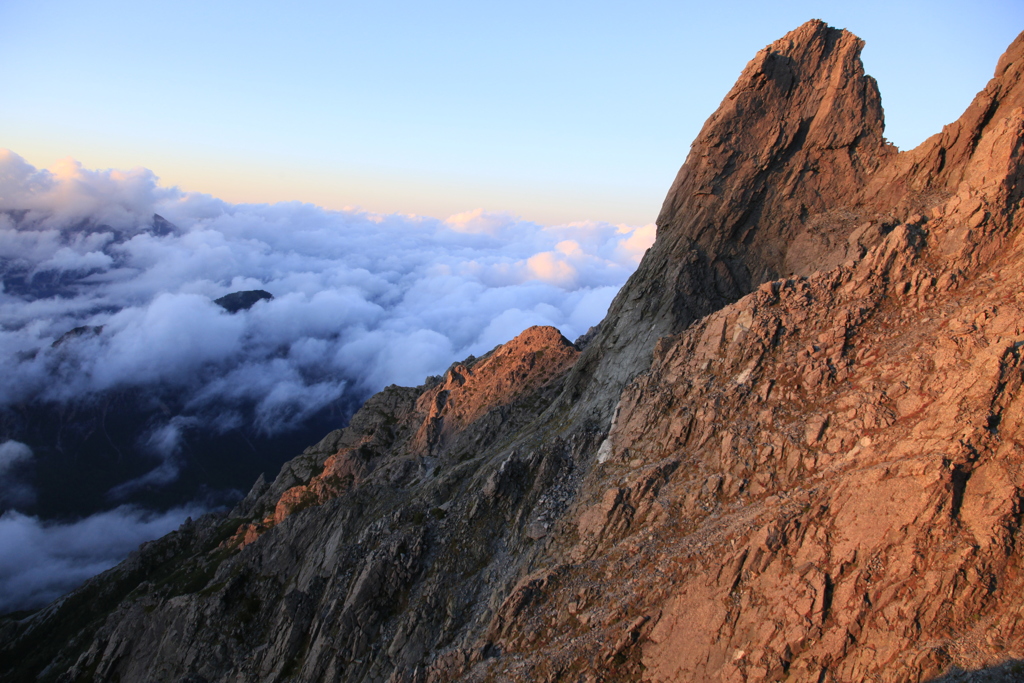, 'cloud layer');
1,151,652,423
1,149,654,494
0,149,655,612
0,504,205,614
0,149,655,611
